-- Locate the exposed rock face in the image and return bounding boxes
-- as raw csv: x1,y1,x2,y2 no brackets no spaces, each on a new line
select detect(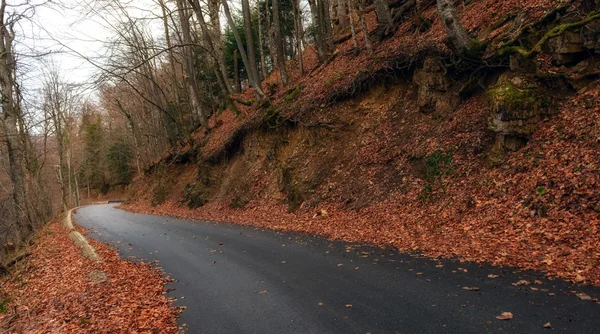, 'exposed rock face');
582,20,600,51
413,57,457,113
547,30,585,64
487,73,553,151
